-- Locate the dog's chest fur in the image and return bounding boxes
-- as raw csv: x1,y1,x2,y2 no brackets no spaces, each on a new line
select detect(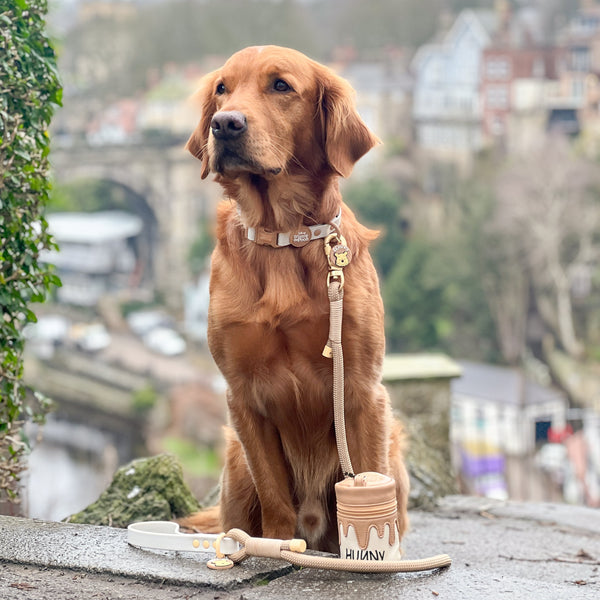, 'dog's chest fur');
207,227,335,423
